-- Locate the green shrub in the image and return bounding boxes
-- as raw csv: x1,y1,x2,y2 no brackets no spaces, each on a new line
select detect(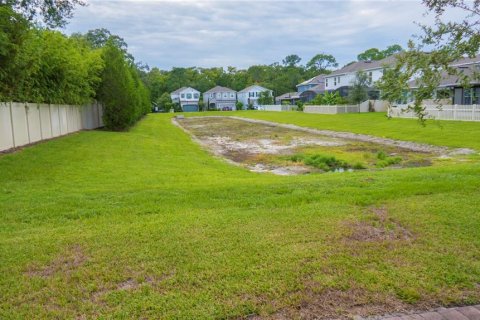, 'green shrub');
288,154,351,171
376,150,402,168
